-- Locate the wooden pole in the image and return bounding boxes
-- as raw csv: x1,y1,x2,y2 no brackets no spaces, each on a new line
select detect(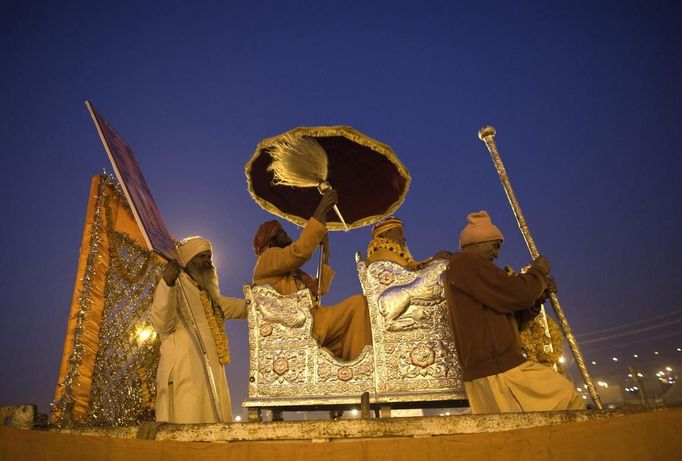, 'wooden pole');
316,244,324,304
